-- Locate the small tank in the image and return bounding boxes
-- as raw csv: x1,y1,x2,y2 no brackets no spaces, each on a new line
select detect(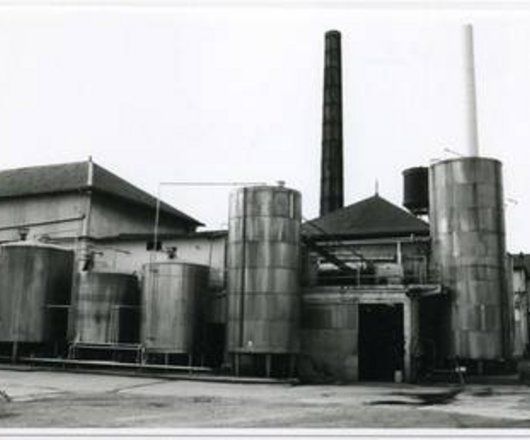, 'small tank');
141,262,209,354
69,272,140,345
0,242,74,343
403,167,429,216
